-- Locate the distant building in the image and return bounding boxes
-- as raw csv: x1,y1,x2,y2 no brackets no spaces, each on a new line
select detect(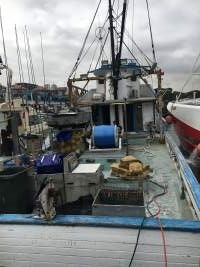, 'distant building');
11,83,68,103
